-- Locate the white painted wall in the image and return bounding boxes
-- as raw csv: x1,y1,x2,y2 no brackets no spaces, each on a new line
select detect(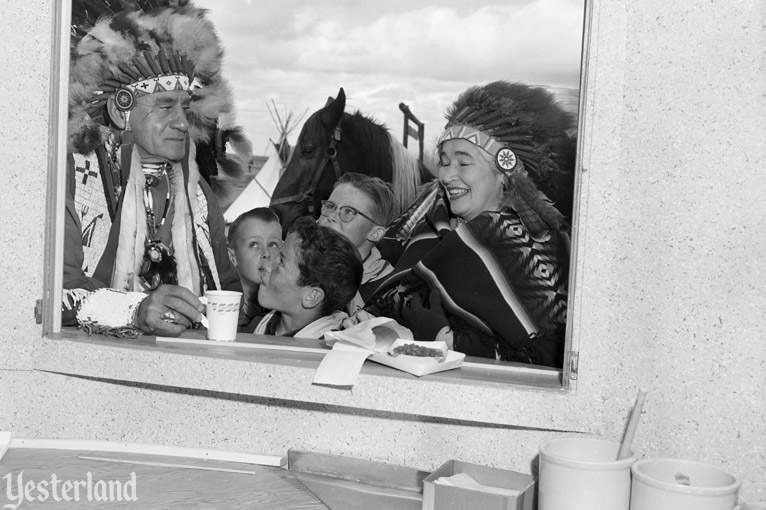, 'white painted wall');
1,0,763,503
